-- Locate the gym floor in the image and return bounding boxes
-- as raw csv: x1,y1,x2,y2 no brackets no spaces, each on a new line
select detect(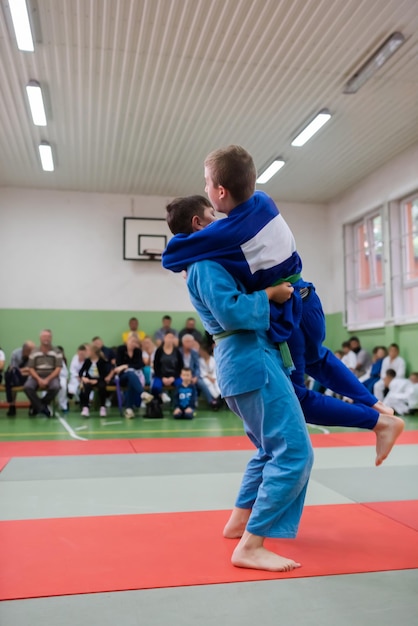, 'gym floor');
1,405,417,625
